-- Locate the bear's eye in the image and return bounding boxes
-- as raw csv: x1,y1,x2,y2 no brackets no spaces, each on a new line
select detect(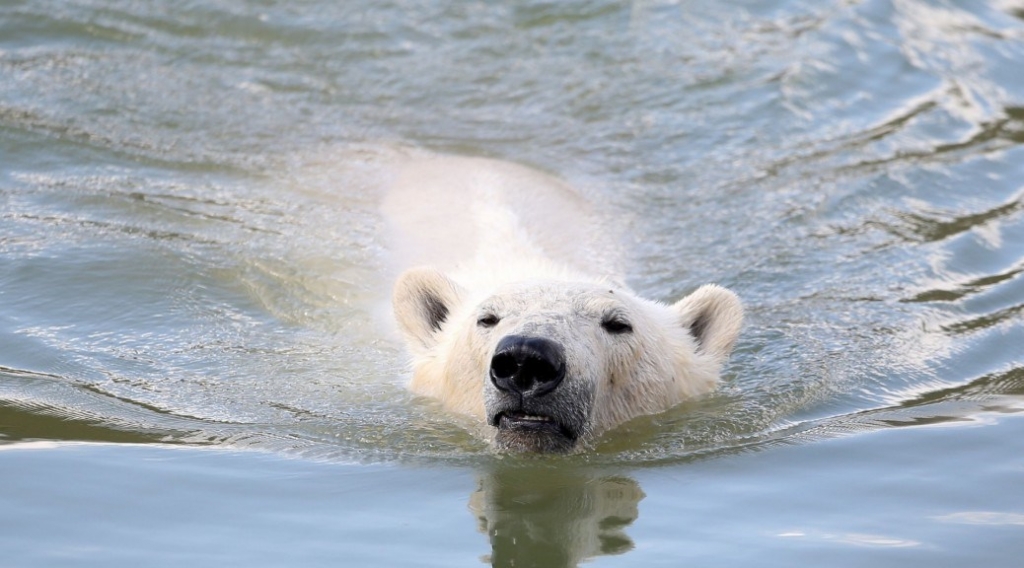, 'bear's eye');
601,317,633,335
477,314,500,328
